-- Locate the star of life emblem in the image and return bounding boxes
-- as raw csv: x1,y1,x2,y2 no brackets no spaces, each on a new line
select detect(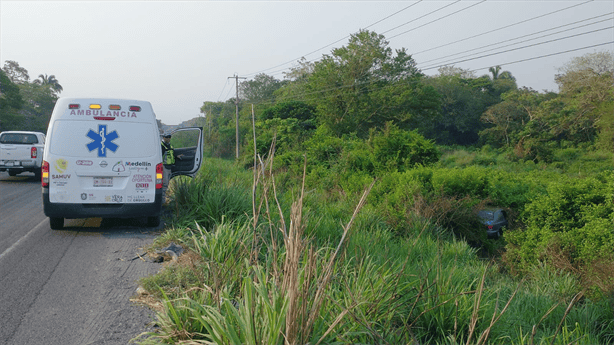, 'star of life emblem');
86,125,119,157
